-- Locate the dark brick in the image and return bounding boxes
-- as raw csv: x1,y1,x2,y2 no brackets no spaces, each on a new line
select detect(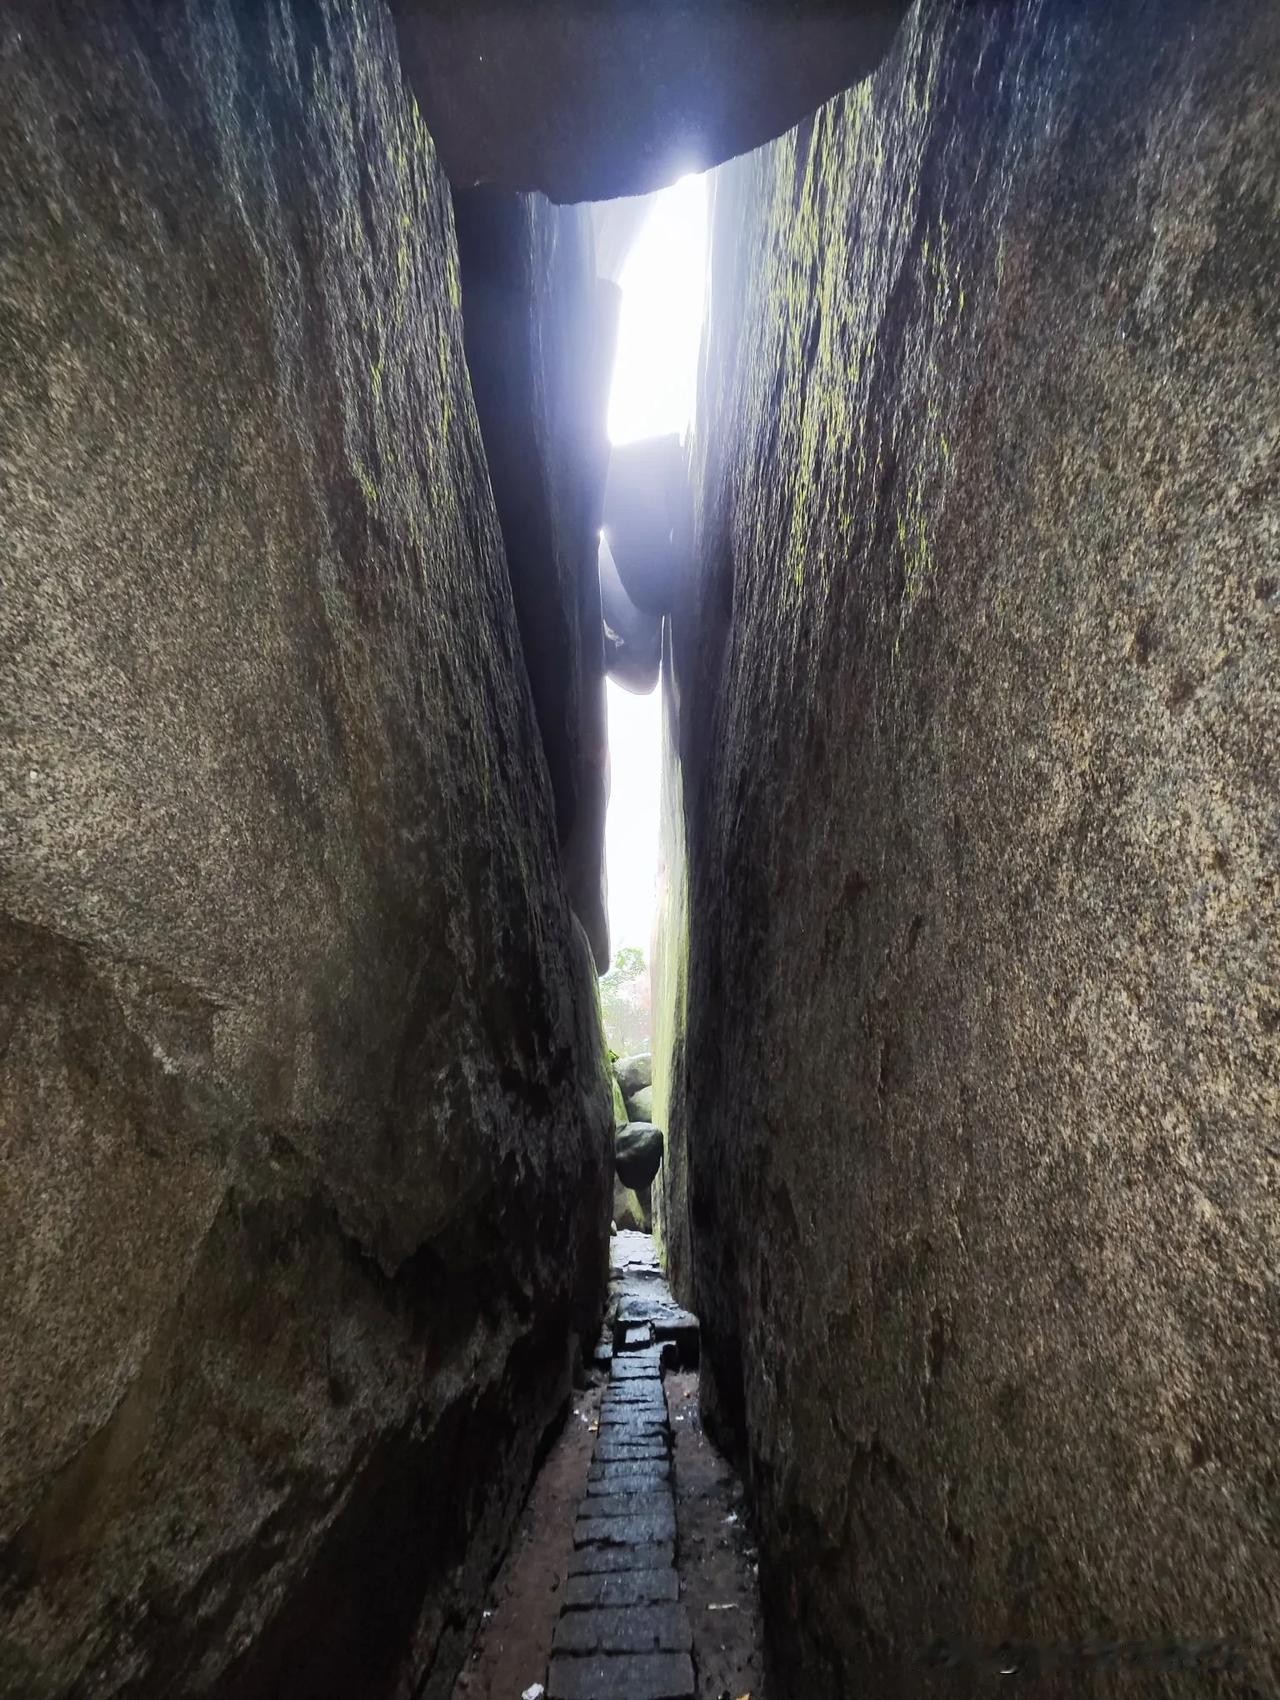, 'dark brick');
588,1462,669,1475
547,1651,695,1699
552,1603,692,1655
587,1462,670,1489
592,1440,669,1462
563,1569,680,1609
573,1510,676,1547
581,1491,673,1520
567,1540,675,1576
597,1429,668,1448
611,1359,663,1382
